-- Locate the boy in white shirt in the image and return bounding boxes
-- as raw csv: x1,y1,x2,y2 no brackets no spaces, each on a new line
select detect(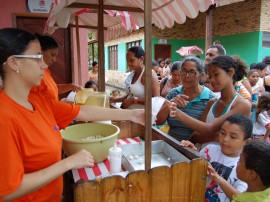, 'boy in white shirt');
181,114,252,202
